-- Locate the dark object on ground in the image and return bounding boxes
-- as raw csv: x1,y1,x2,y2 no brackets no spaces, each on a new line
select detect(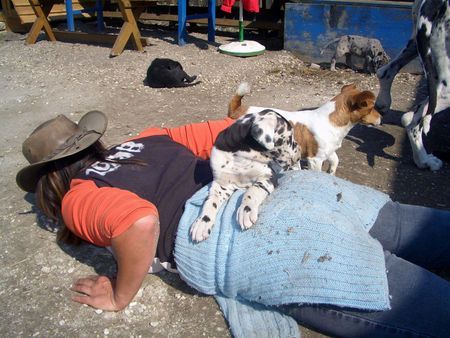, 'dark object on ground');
146,58,200,88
